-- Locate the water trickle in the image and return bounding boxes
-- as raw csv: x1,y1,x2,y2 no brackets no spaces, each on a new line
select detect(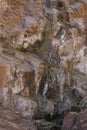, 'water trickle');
42,82,48,96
